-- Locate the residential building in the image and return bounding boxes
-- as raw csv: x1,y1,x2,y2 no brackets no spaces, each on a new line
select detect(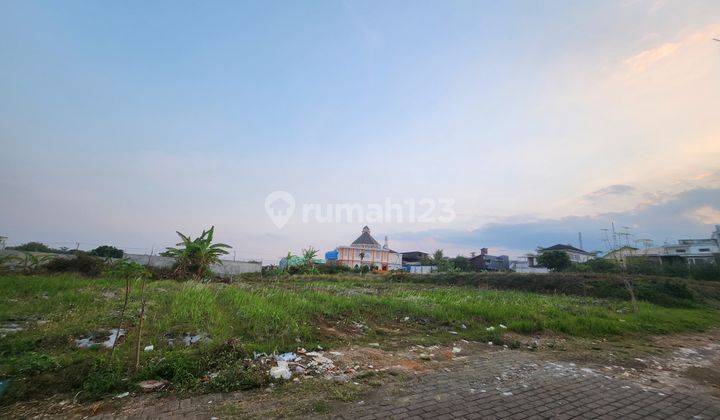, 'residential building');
401,251,429,265
510,258,549,274
325,226,402,271
538,244,595,263
602,246,638,267
633,226,720,265
468,248,510,271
